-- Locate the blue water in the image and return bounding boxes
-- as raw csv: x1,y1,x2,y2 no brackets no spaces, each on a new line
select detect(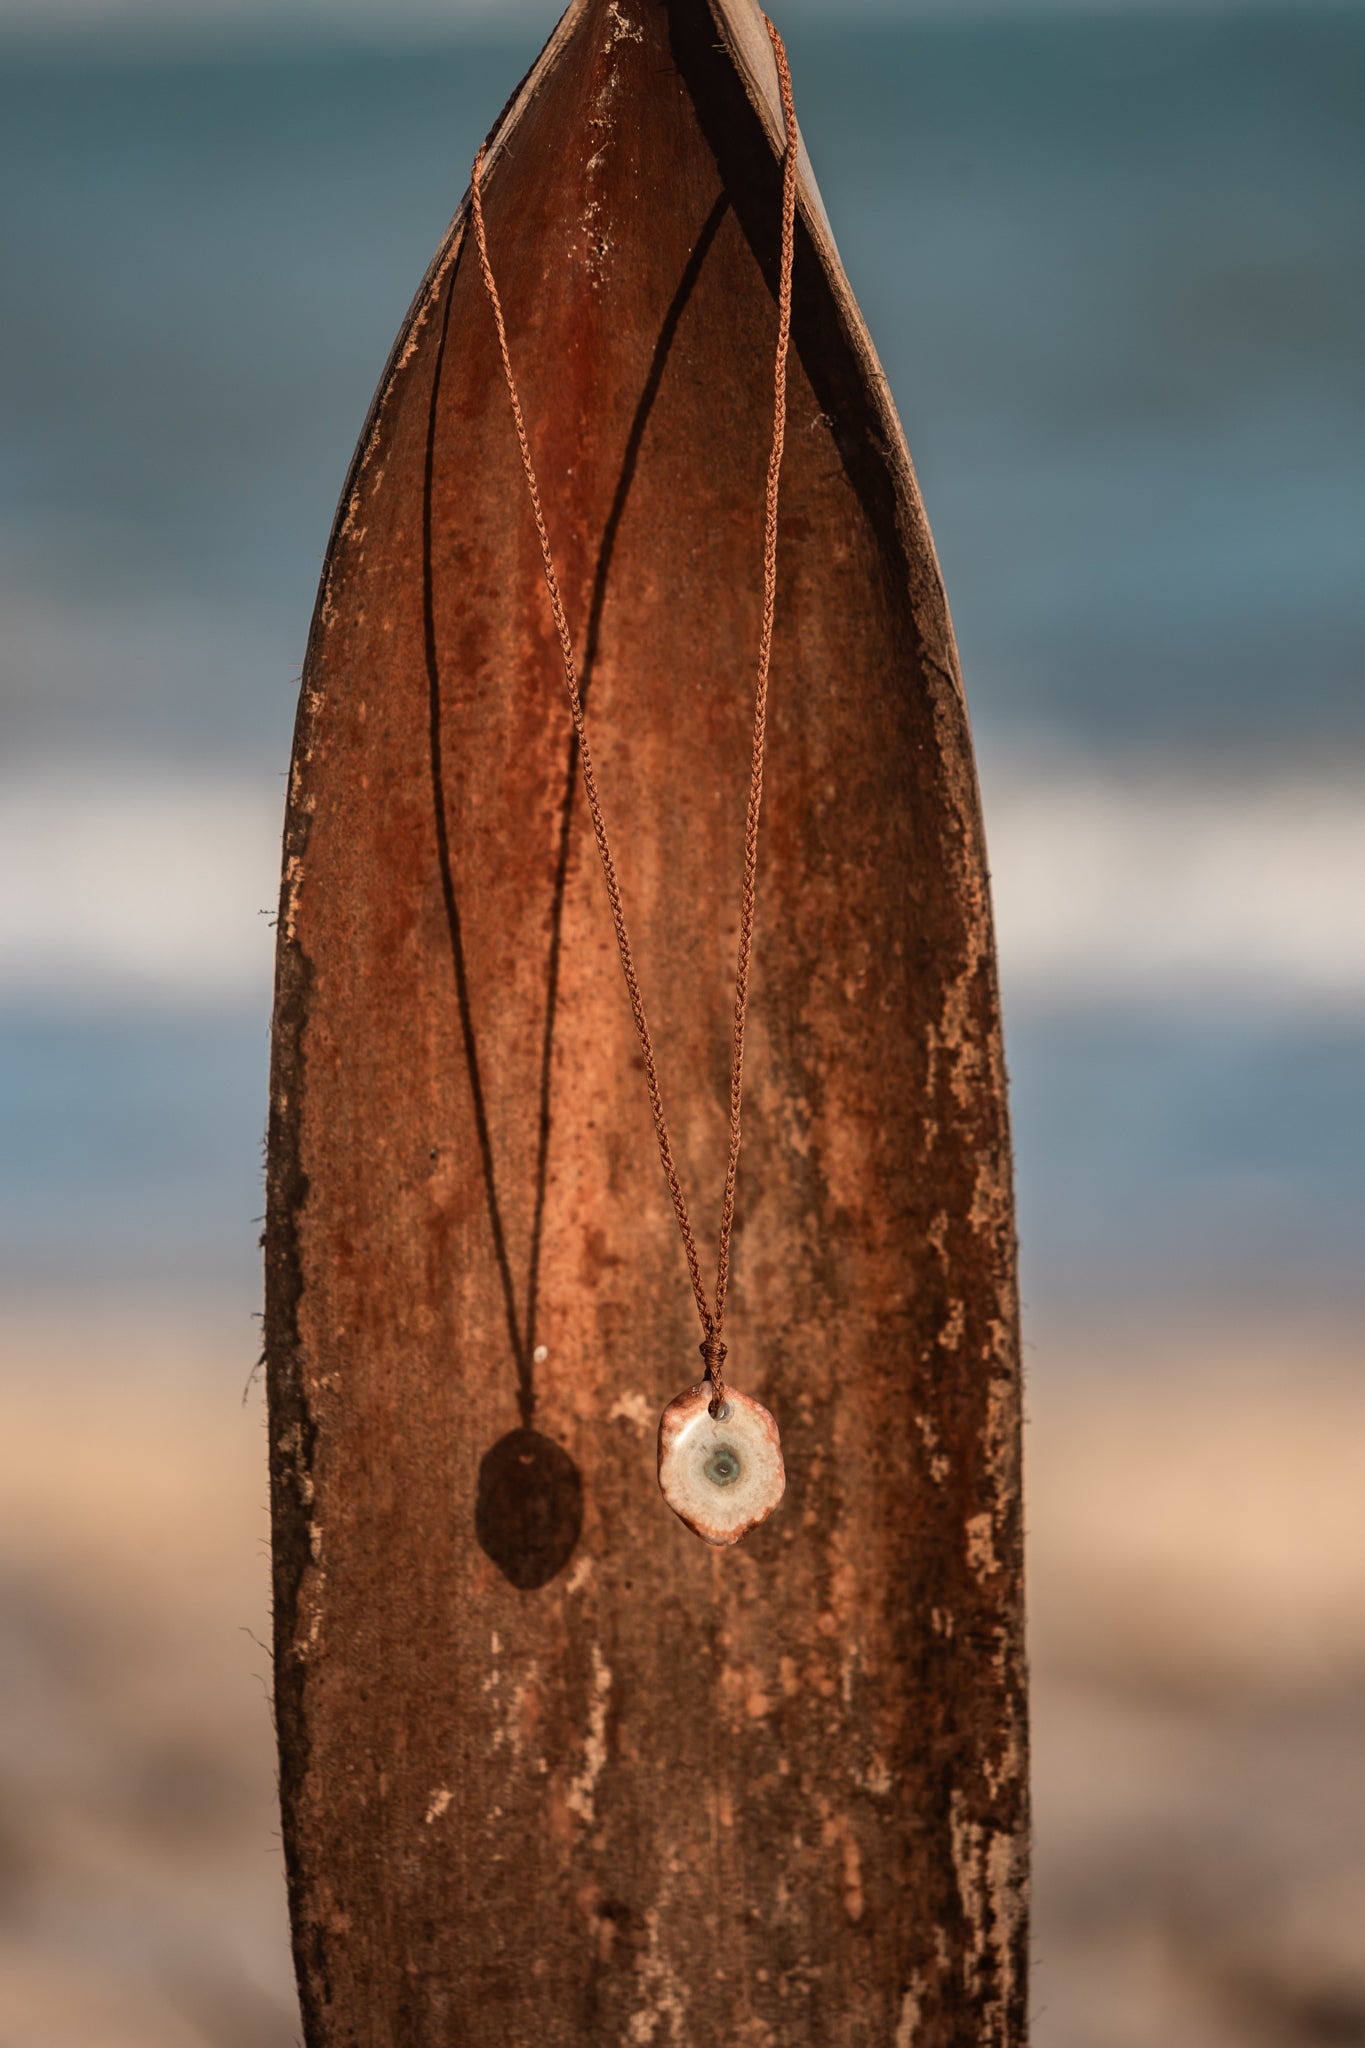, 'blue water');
1,8,1361,1314
0,1009,268,1300
3,1001,1360,1314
